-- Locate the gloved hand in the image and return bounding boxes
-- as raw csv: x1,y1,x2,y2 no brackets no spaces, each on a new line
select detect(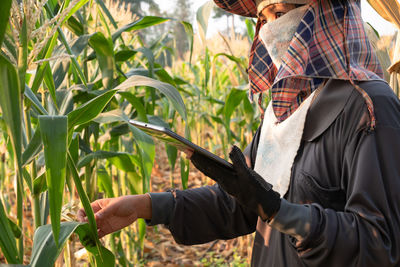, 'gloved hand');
190,145,281,221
